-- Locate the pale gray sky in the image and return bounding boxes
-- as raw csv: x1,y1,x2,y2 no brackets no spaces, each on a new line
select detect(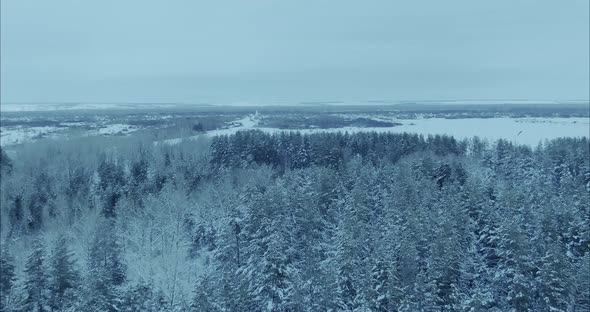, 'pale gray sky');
1,0,589,104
